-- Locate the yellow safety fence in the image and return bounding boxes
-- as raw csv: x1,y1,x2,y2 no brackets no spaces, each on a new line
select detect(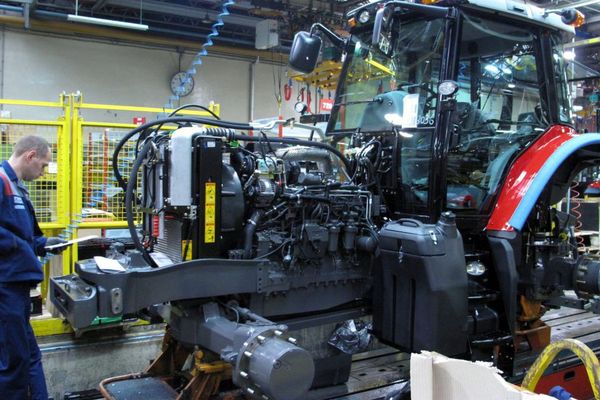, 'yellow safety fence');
0,93,219,336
